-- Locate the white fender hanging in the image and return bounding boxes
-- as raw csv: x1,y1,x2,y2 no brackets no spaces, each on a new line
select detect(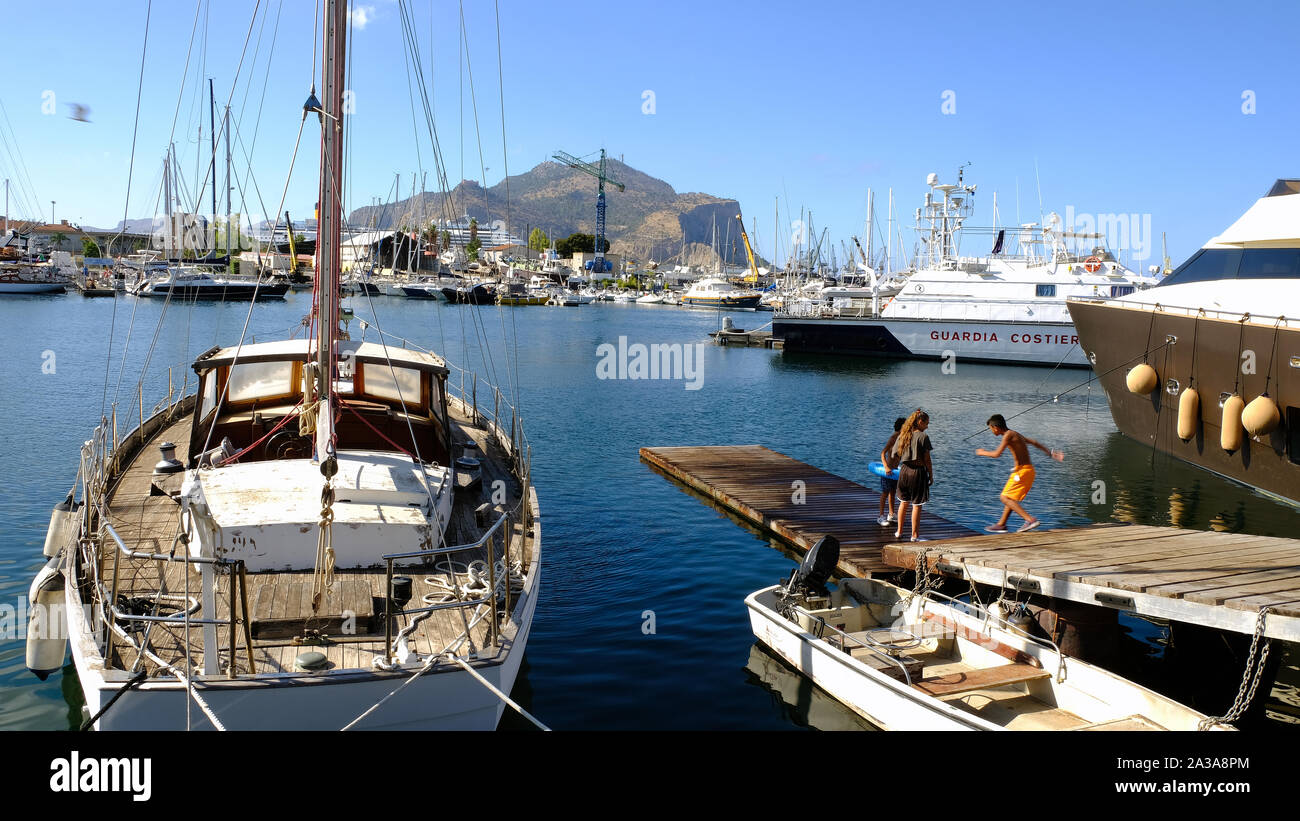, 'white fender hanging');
43,493,82,558
26,558,68,681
